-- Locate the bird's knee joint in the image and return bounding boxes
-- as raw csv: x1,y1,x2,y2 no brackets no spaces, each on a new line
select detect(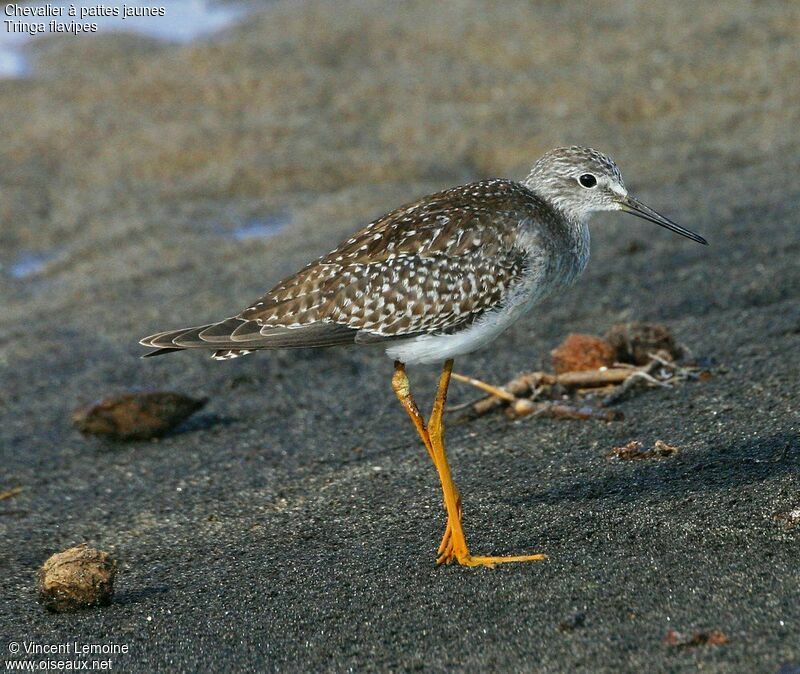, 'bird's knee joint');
392,362,411,397
392,370,410,398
